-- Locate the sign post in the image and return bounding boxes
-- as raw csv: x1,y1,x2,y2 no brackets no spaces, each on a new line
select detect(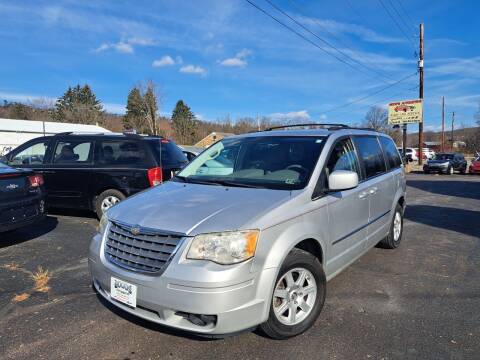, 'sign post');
388,99,424,164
